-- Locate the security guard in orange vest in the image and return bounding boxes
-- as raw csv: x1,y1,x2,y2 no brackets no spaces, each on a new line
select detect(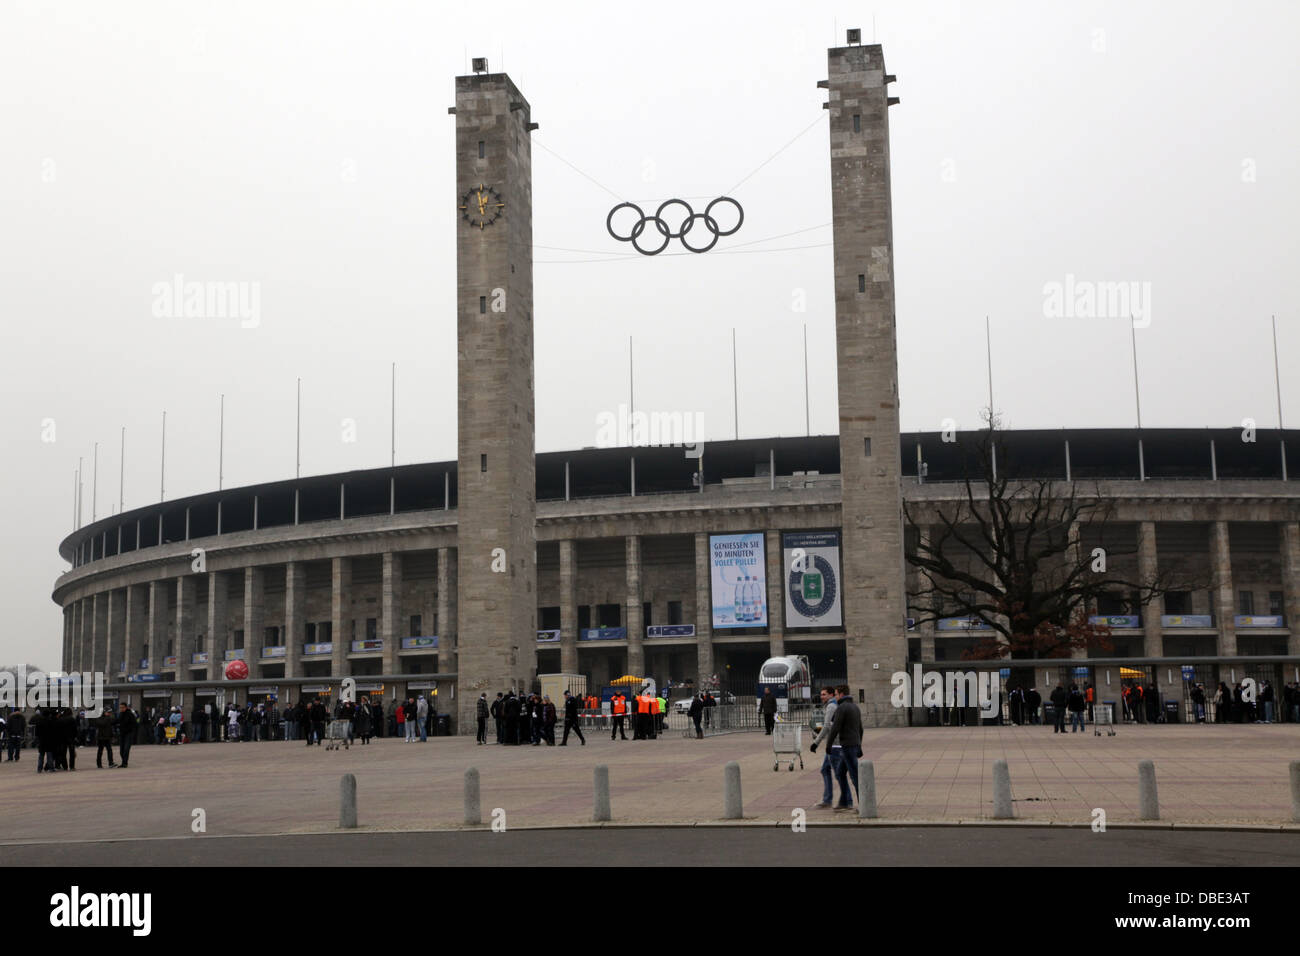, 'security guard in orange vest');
610,693,627,740
634,690,653,740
